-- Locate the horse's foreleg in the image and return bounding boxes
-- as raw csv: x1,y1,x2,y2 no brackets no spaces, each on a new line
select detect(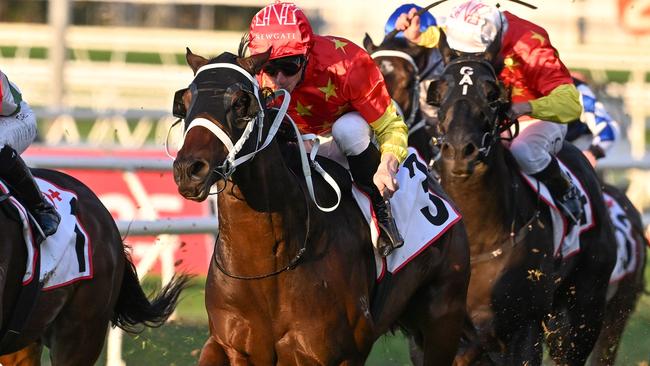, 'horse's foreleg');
198,336,228,366
0,342,43,366
413,266,469,365
502,322,544,366
588,288,638,366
